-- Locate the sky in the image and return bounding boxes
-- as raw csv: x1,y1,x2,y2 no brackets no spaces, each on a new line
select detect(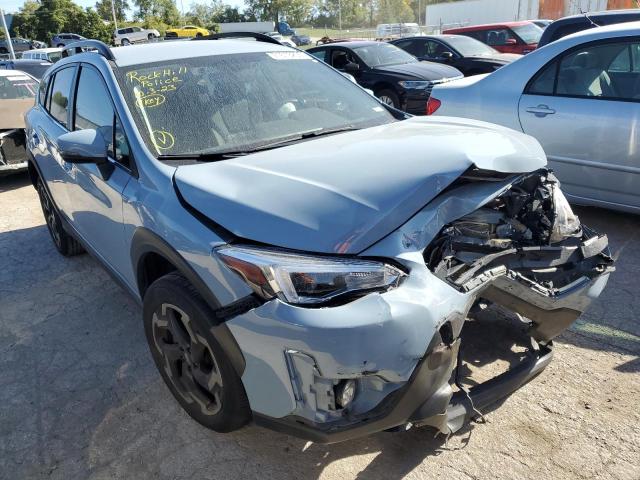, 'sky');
1,0,245,15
